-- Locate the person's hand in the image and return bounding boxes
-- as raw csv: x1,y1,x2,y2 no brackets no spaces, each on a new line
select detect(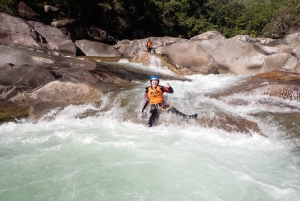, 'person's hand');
165,82,170,88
